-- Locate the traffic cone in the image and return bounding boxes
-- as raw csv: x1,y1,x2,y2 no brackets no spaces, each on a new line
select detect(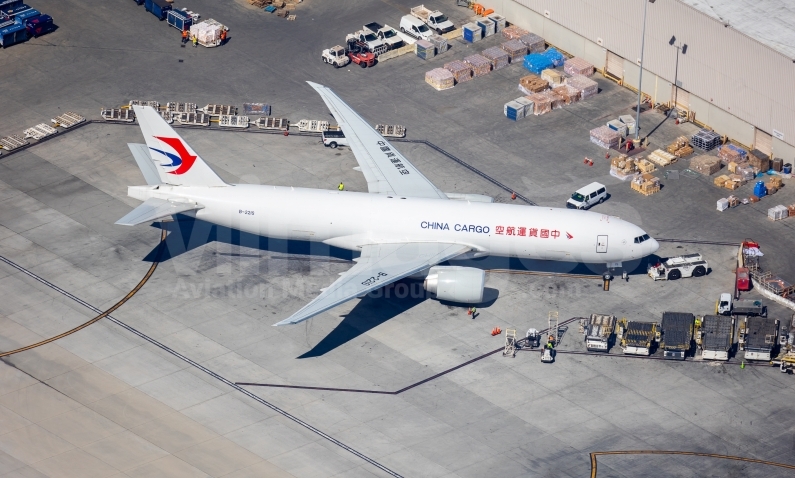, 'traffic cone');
605,153,610,159
511,192,517,200
741,361,745,369
583,158,588,164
